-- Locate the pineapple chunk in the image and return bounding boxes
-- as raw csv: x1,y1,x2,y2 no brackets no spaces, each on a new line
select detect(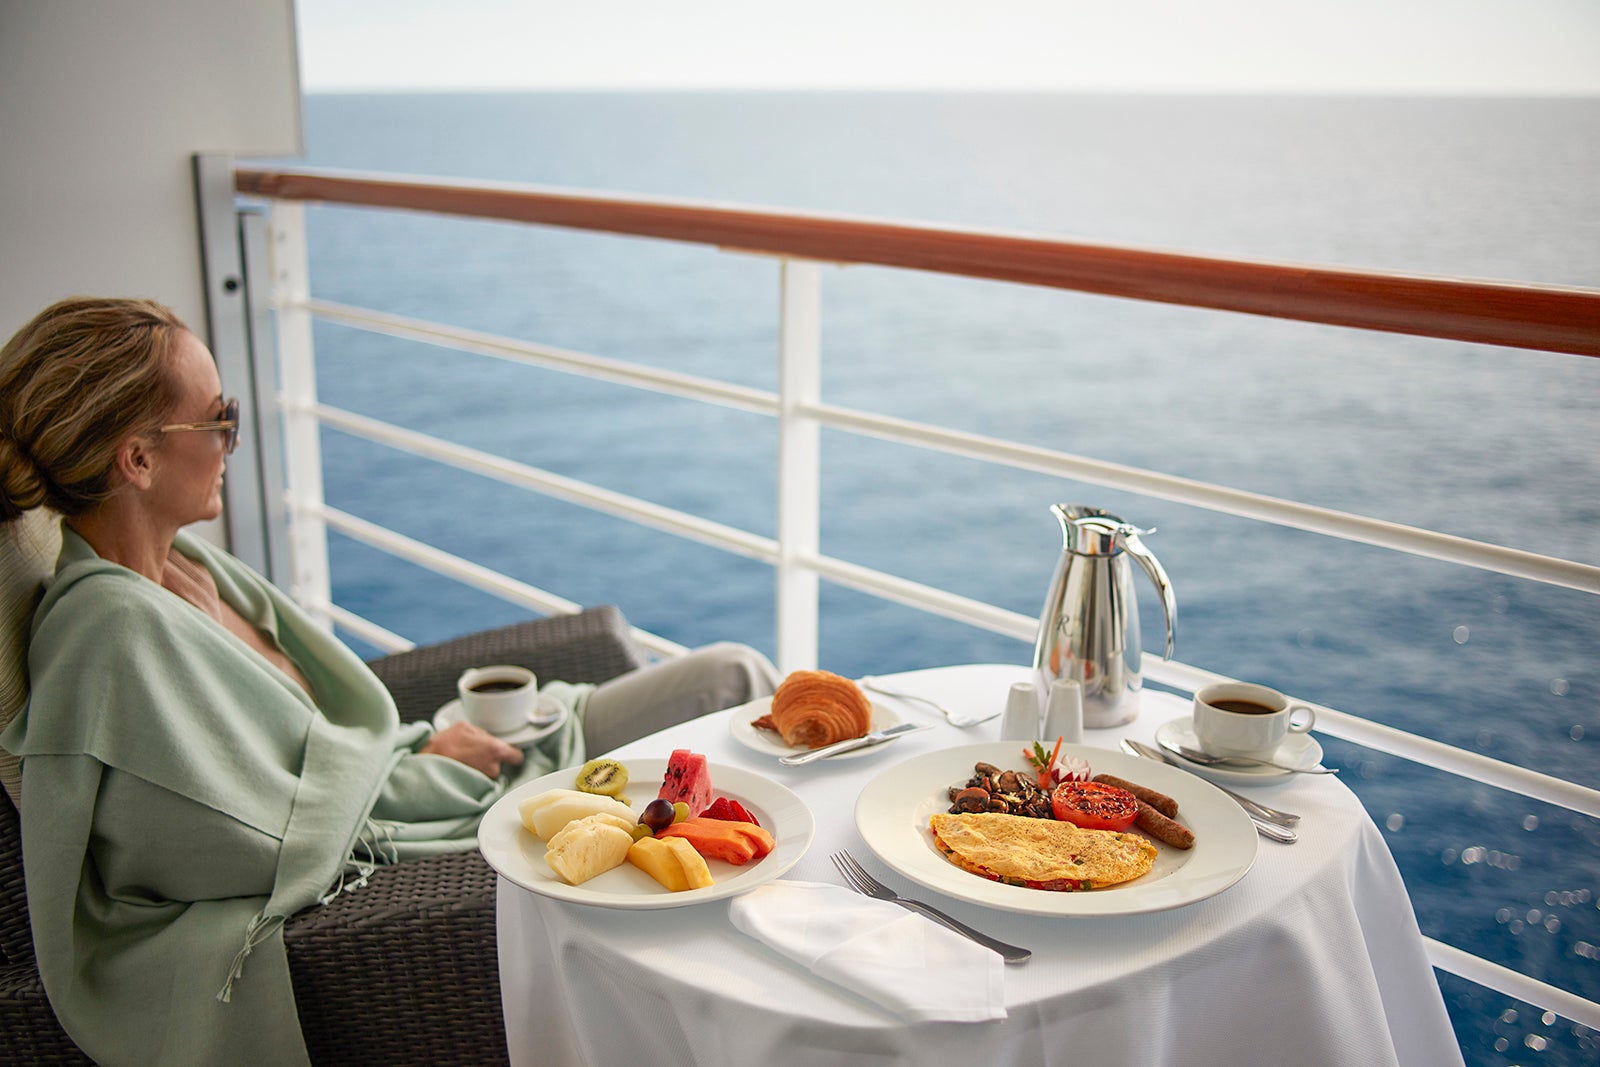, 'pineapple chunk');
570,812,637,836
628,835,715,892
544,817,633,885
